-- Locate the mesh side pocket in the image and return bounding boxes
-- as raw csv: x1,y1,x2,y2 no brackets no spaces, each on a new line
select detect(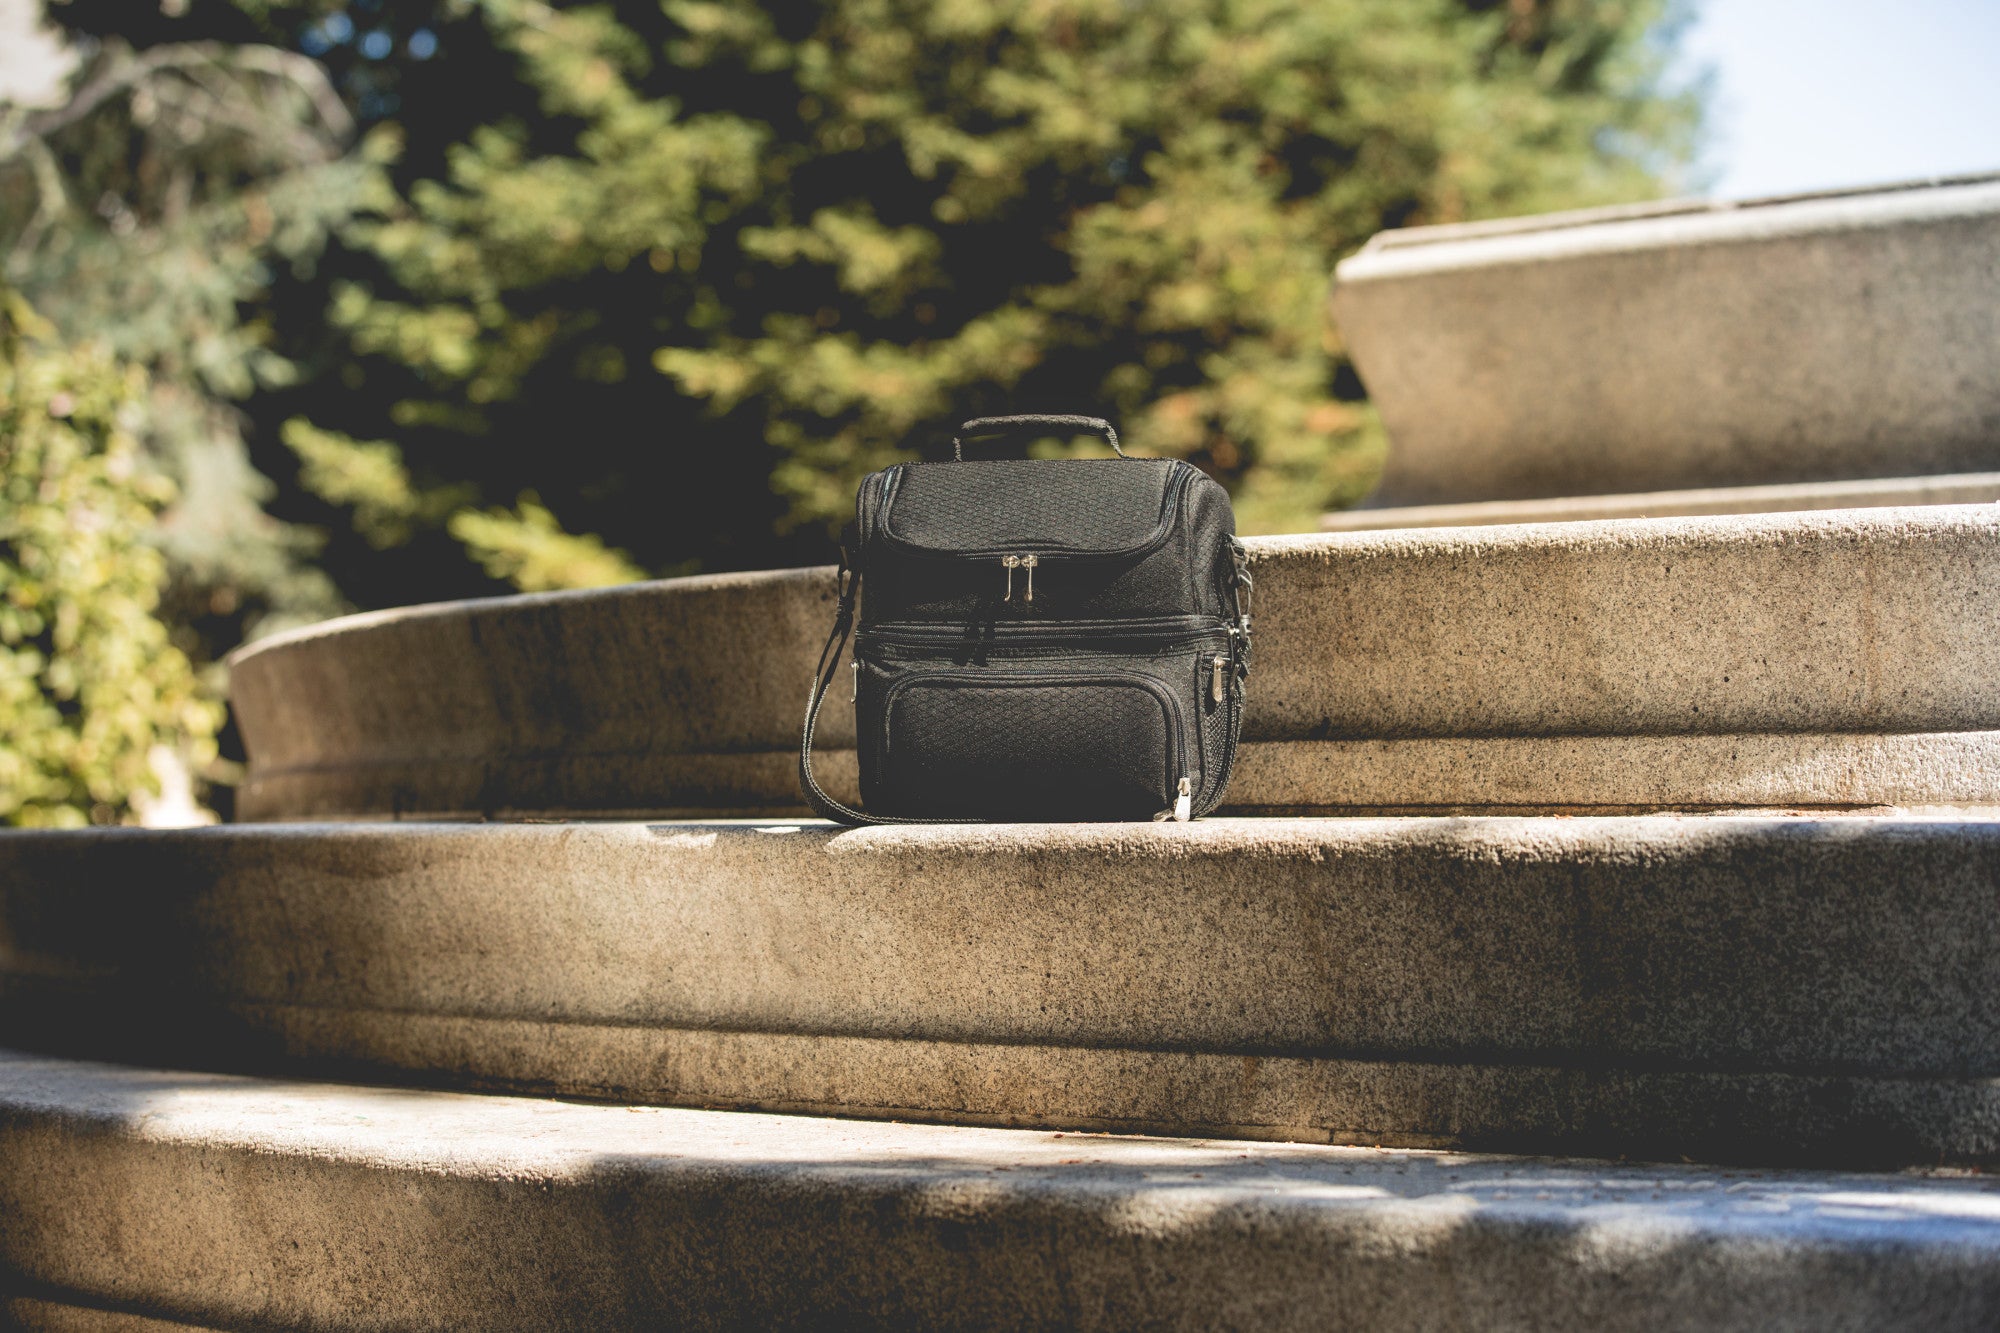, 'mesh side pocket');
885,674,1177,820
